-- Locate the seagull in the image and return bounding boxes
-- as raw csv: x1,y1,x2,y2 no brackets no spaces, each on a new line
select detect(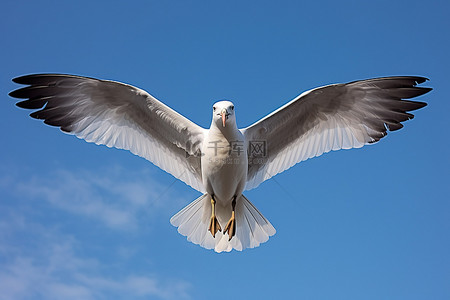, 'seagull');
9,74,431,252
